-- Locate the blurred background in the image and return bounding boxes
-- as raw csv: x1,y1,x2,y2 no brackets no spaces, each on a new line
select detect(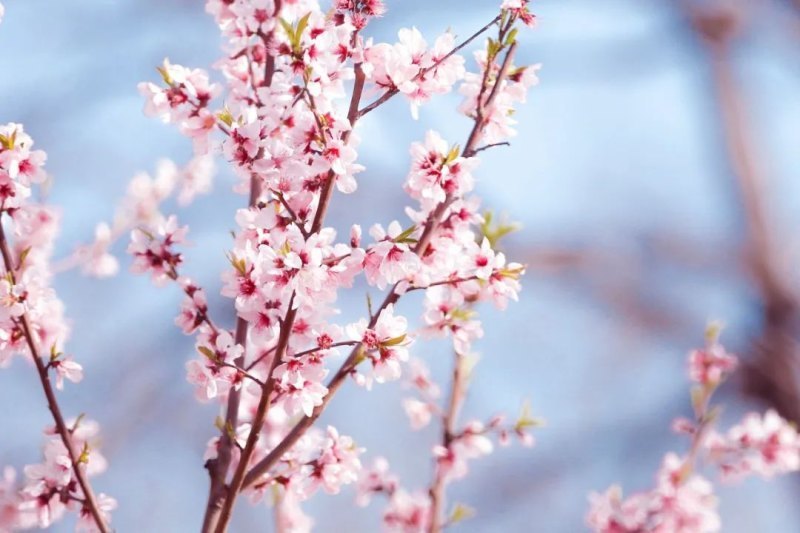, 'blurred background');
1,0,799,531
